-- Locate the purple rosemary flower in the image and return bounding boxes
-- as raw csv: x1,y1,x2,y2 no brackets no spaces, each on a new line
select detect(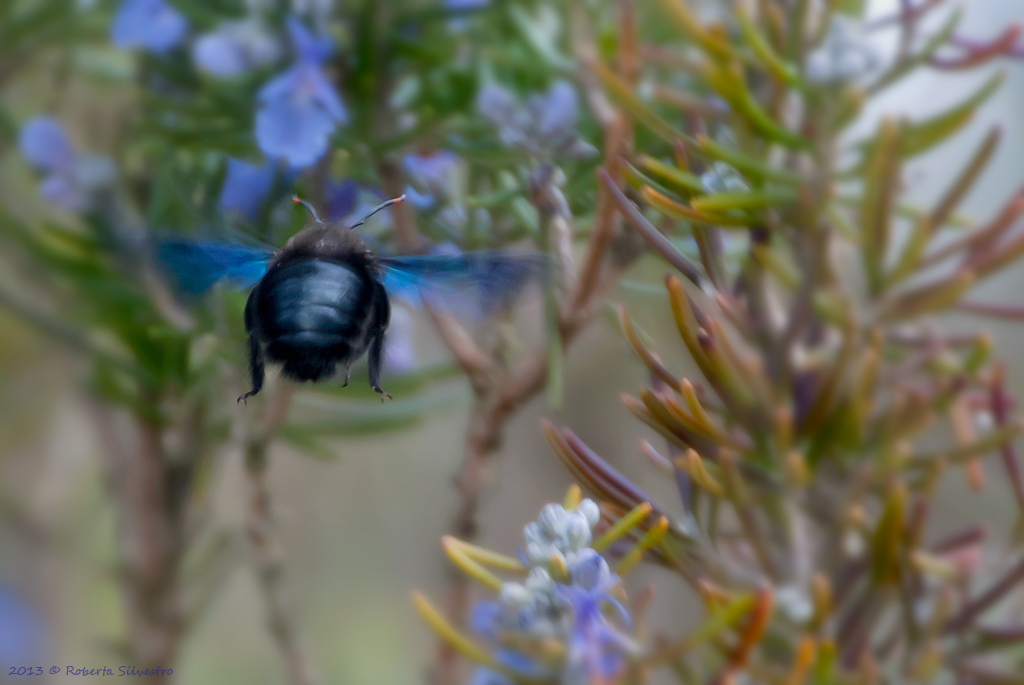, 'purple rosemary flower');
476,81,597,160
19,117,75,173
18,117,117,213
465,668,511,685
193,17,281,77
254,16,346,169
403,150,460,212
402,185,436,211
110,0,188,54
469,501,635,685
218,158,279,221
558,579,635,685
404,150,459,198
